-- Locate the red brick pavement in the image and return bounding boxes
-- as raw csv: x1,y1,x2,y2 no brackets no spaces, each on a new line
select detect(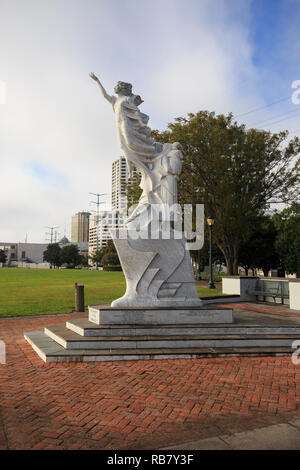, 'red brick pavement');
1,313,300,450
220,303,300,318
